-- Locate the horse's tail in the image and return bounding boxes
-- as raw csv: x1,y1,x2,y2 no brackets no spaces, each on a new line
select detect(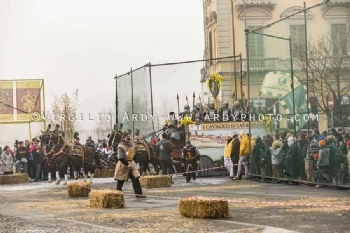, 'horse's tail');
94,151,102,170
